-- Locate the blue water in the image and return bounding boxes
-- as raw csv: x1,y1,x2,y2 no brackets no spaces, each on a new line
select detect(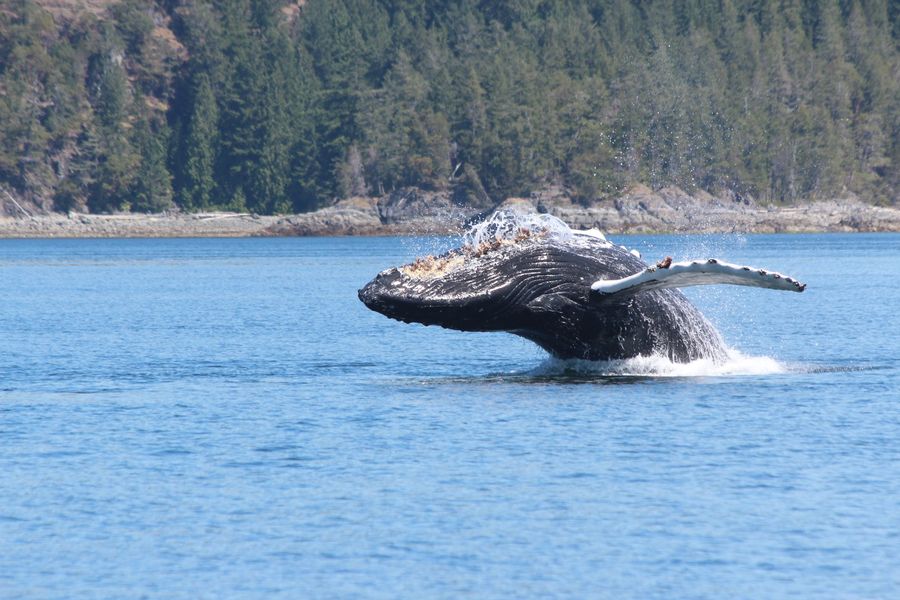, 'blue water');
1,234,898,599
